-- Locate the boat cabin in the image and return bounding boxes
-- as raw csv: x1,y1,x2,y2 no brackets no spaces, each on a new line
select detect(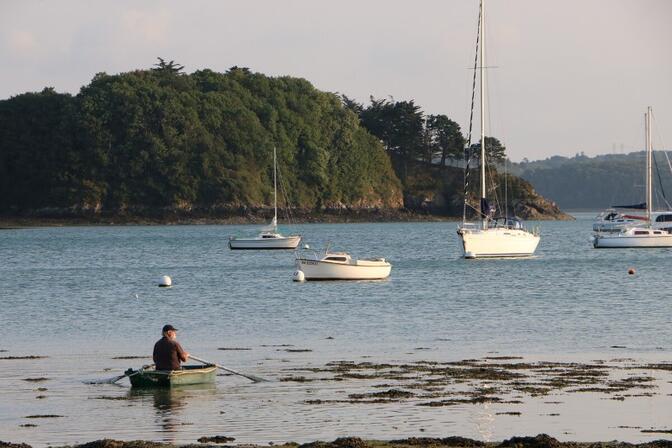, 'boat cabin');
489,217,523,229
322,252,351,263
